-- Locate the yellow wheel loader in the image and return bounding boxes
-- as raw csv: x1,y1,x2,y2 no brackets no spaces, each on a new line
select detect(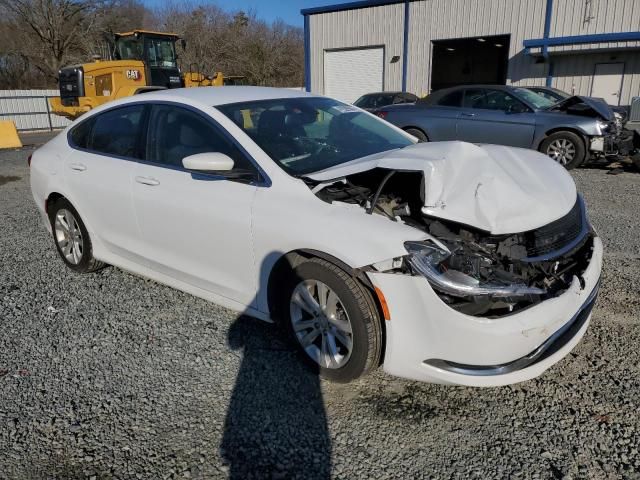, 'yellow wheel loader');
50,30,243,120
